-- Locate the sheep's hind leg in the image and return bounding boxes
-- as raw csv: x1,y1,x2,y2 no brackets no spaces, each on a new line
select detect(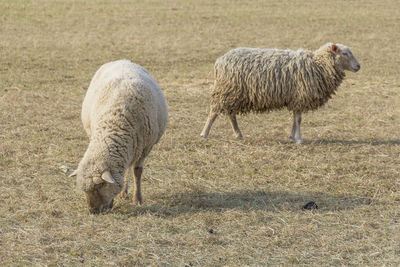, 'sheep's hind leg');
133,166,143,205
229,114,243,139
119,166,131,199
290,112,303,144
200,111,218,138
